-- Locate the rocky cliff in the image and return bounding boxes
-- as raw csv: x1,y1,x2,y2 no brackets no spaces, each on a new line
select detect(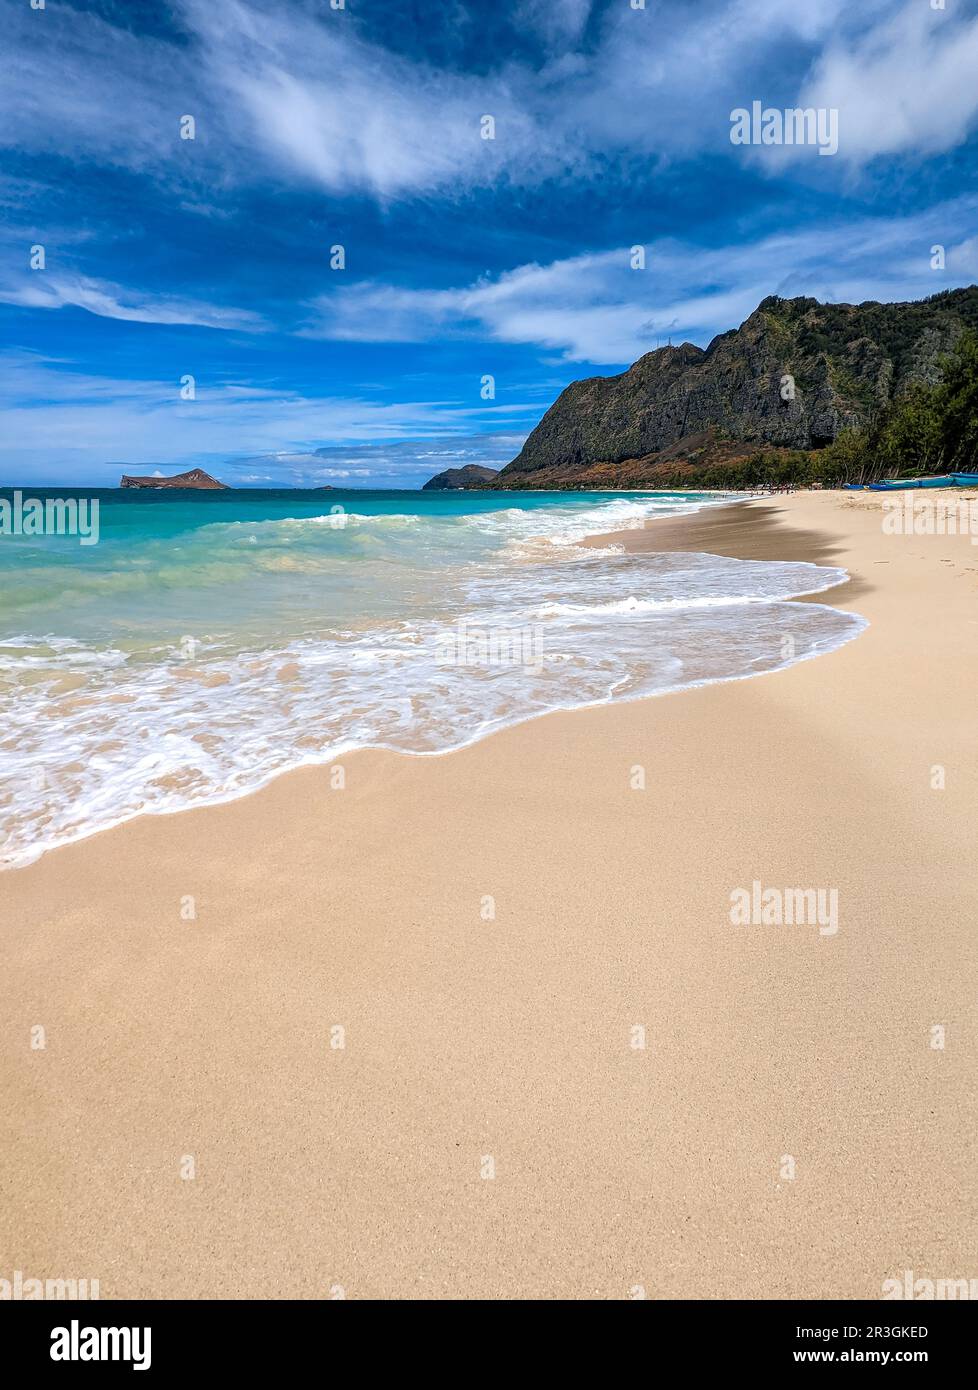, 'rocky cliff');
422,464,500,490
120,468,228,489
498,287,978,487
